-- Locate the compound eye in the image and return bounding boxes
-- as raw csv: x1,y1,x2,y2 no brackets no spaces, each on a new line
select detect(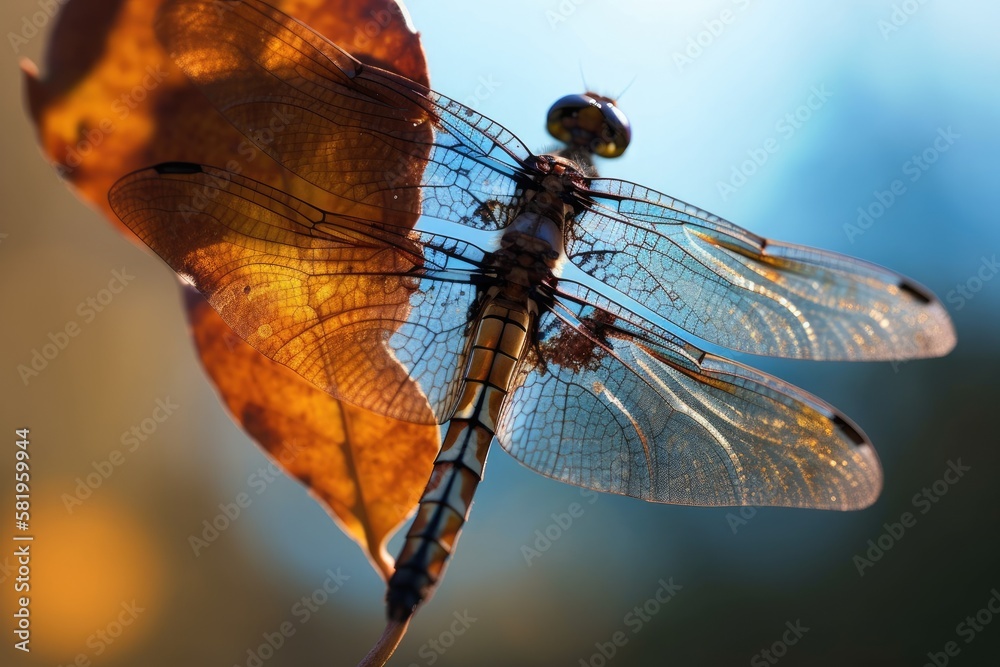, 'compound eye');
546,93,632,159
595,100,631,158
546,94,589,145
